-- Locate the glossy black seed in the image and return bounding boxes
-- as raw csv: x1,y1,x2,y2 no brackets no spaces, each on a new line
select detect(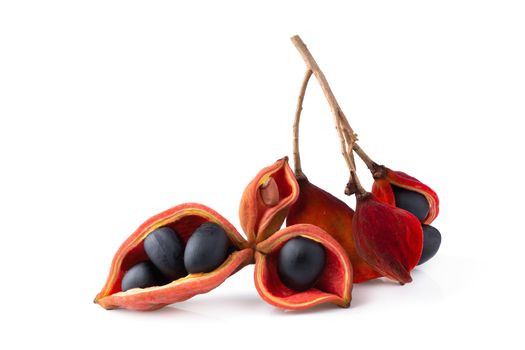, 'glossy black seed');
184,222,230,274
277,236,326,292
392,185,430,221
418,224,442,265
144,227,186,280
121,261,163,292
